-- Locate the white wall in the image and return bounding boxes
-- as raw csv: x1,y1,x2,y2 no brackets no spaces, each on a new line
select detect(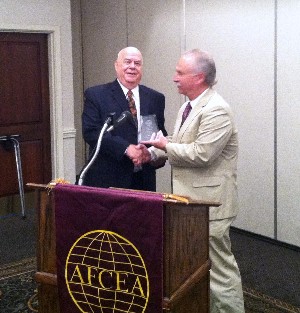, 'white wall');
75,0,299,247
277,1,300,245
1,0,76,182
184,1,276,238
